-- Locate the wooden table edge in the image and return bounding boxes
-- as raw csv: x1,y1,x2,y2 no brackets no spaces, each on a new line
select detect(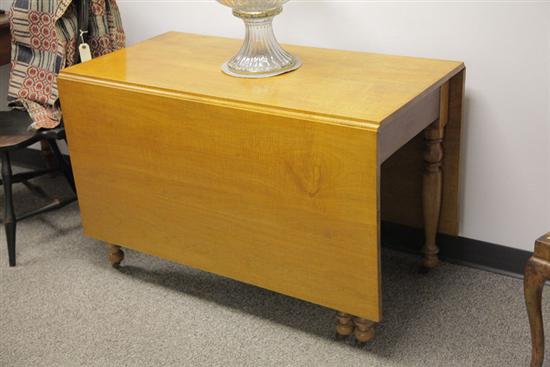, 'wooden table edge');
58,72,381,131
